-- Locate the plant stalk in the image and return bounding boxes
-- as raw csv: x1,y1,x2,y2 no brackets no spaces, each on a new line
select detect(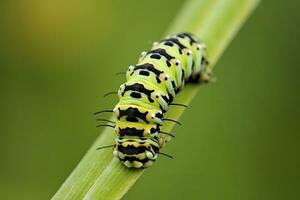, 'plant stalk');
52,0,260,199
